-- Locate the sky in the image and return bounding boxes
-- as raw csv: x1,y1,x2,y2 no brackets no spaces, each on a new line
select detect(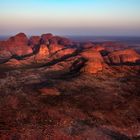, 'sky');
0,0,140,36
